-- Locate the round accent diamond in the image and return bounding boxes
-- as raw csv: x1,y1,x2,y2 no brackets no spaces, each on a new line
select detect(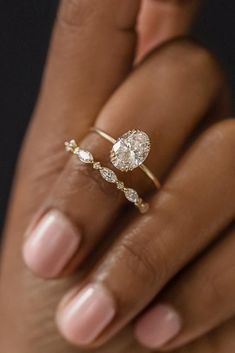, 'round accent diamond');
100,168,118,183
65,140,77,152
124,188,139,203
76,149,94,163
93,162,102,170
140,203,149,214
116,181,125,190
111,130,151,172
